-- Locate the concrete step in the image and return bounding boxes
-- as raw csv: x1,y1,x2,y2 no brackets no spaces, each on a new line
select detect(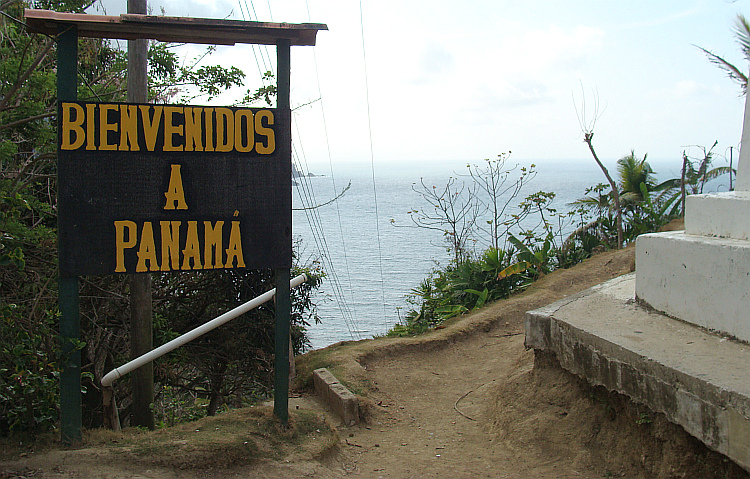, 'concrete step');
525,273,750,472
636,231,750,343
